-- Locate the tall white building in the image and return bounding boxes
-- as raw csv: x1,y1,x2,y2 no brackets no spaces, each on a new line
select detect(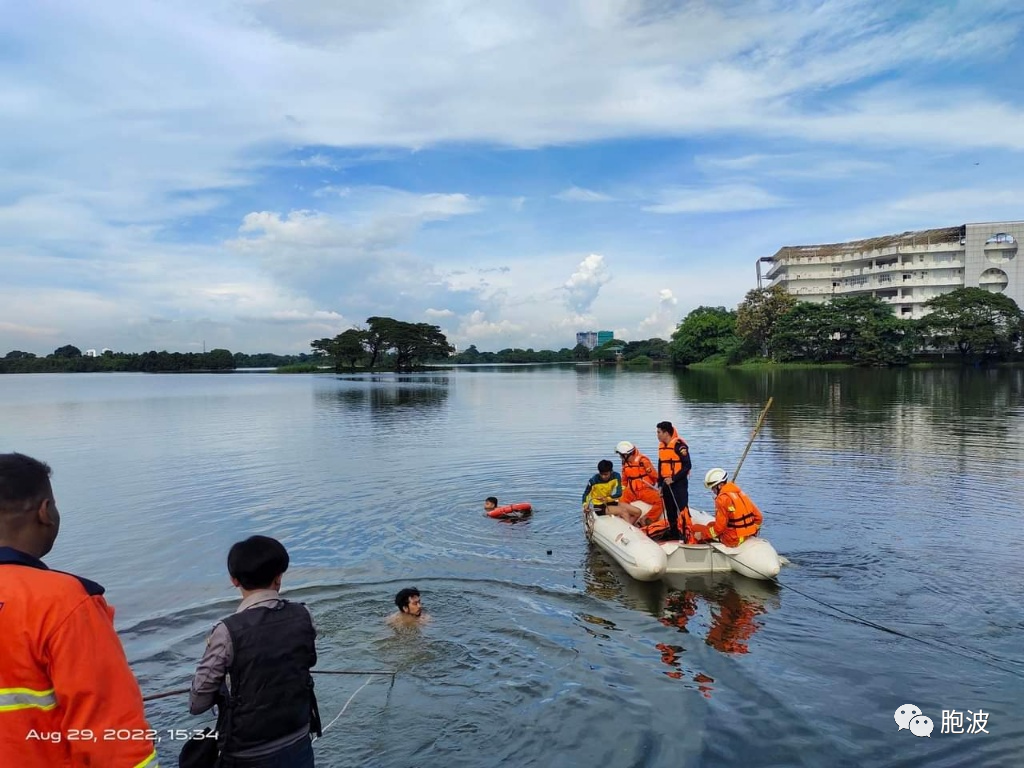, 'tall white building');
764,221,1023,319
